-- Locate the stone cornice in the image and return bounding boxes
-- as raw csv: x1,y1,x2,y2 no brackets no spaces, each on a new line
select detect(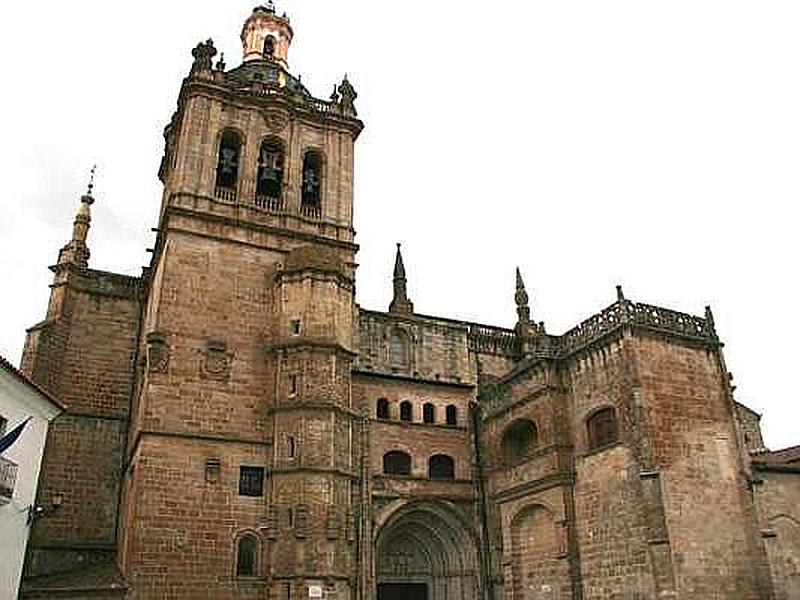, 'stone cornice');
164,195,358,251
352,368,474,390
180,76,364,138
48,264,142,301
